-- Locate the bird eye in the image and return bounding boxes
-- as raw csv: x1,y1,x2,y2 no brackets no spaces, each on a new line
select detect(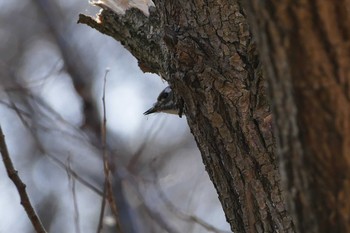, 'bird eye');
158,92,169,100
